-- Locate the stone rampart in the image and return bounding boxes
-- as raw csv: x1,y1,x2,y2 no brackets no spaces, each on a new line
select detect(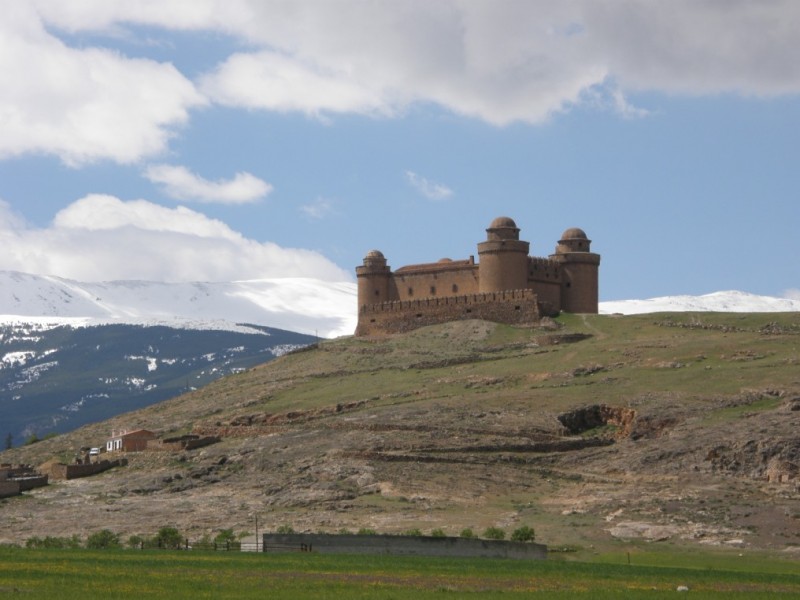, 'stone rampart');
357,289,540,336
263,533,547,560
